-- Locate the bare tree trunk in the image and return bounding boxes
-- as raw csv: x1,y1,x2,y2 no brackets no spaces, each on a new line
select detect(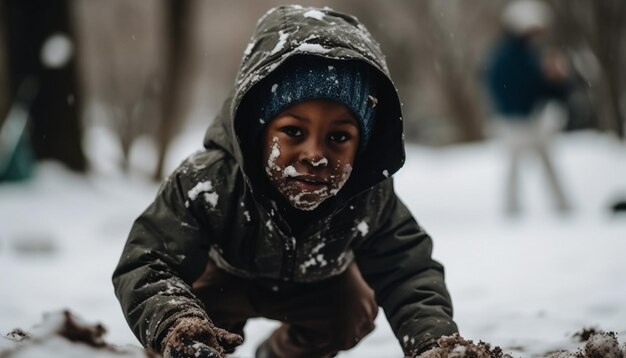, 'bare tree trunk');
590,0,625,138
0,2,9,125
553,0,626,138
3,0,87,171
152,0,192,181
411,1,485,142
